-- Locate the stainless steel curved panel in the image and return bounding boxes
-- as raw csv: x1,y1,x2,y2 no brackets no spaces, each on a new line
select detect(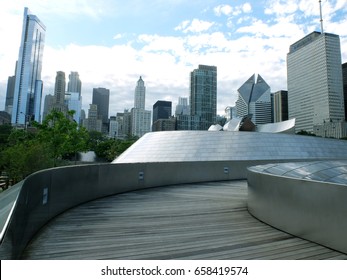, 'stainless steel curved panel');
247,164,347,254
